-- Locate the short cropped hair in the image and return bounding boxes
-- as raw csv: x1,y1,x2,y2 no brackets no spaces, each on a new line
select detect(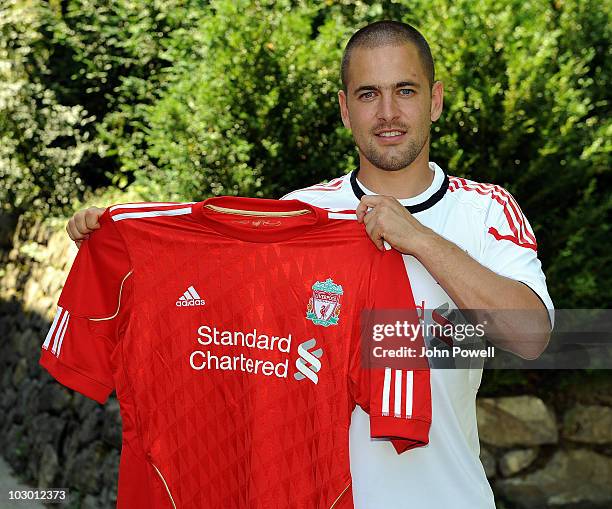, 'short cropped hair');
341,20,435,91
